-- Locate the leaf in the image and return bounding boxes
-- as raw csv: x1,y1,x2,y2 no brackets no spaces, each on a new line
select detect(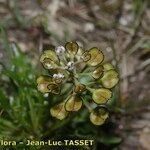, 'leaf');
79,74,93,85
92,65,104,79
27,96,39,133
0,89,9,110
100,135,122,145
0,25,12,56
0,118,16,130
